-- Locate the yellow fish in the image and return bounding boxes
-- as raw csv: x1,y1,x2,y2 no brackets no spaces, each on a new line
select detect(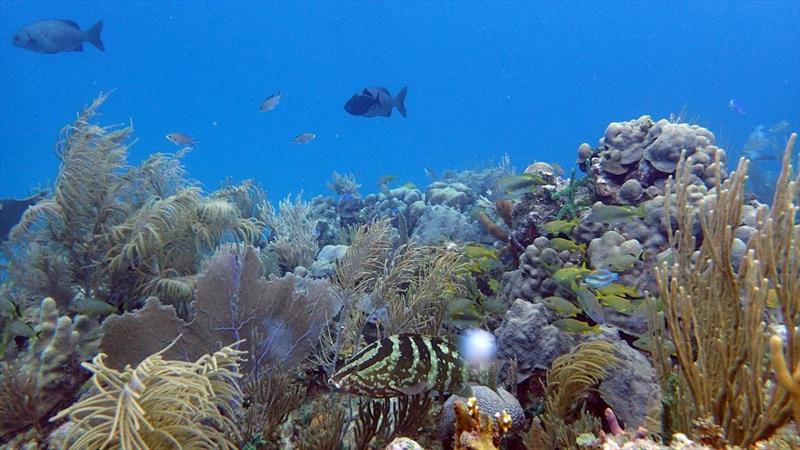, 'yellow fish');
541,219,578,236
596,283,641,299
541,296,580,317
554,318,601,334
597,293,636,315
549,238,586,252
